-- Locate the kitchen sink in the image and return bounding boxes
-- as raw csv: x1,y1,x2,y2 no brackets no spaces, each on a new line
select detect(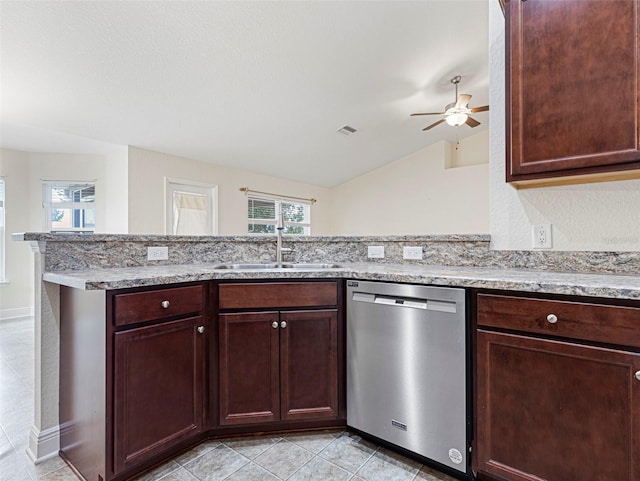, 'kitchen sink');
213,262,342,270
